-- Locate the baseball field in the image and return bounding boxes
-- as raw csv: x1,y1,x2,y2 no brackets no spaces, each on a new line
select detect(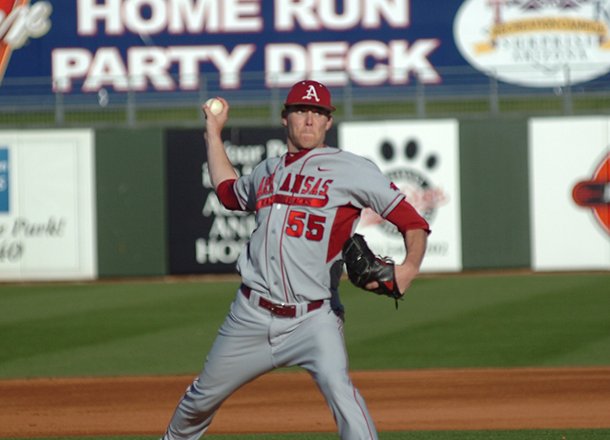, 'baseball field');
1,271,610,439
